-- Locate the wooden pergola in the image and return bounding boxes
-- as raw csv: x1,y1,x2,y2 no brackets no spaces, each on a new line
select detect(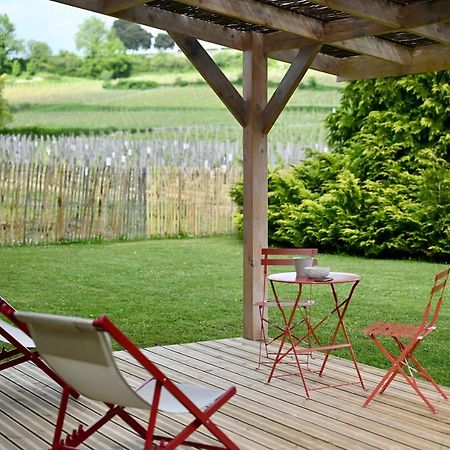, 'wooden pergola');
52,0,450,340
